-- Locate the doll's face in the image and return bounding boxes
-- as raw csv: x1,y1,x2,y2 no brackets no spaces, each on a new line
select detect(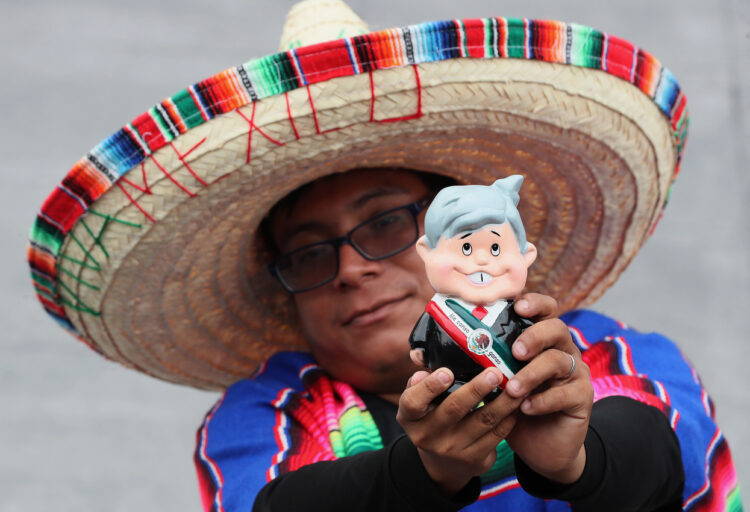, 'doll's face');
416,223,537,304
